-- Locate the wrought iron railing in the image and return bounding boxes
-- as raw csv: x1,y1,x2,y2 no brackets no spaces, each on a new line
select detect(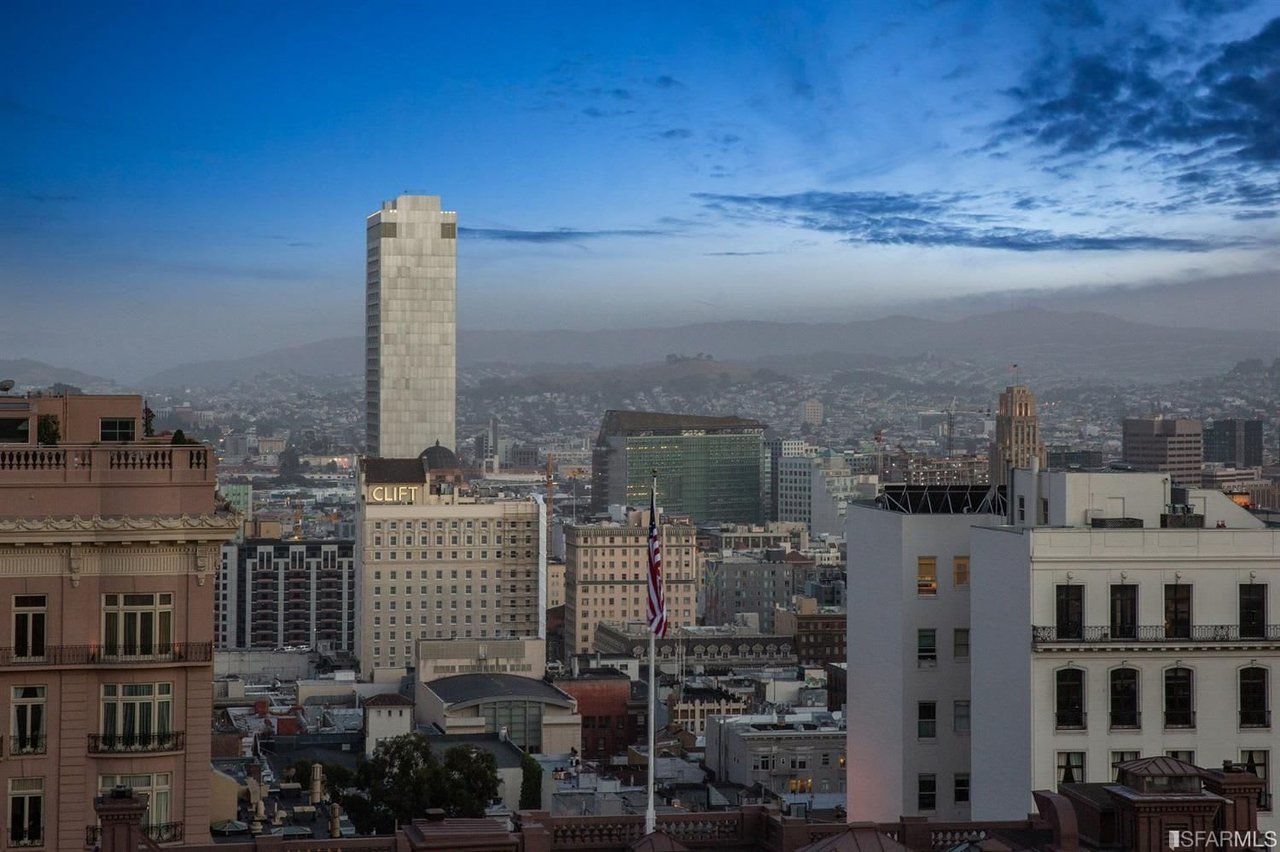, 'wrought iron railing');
1240,709,1271,728
85,822,183,846
1164,710,1196,729
1054,710,1086,730
10,735,45,755
0,642,212,666
87,731,185,754
1033,625,1280,644
1108,711,1141,730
